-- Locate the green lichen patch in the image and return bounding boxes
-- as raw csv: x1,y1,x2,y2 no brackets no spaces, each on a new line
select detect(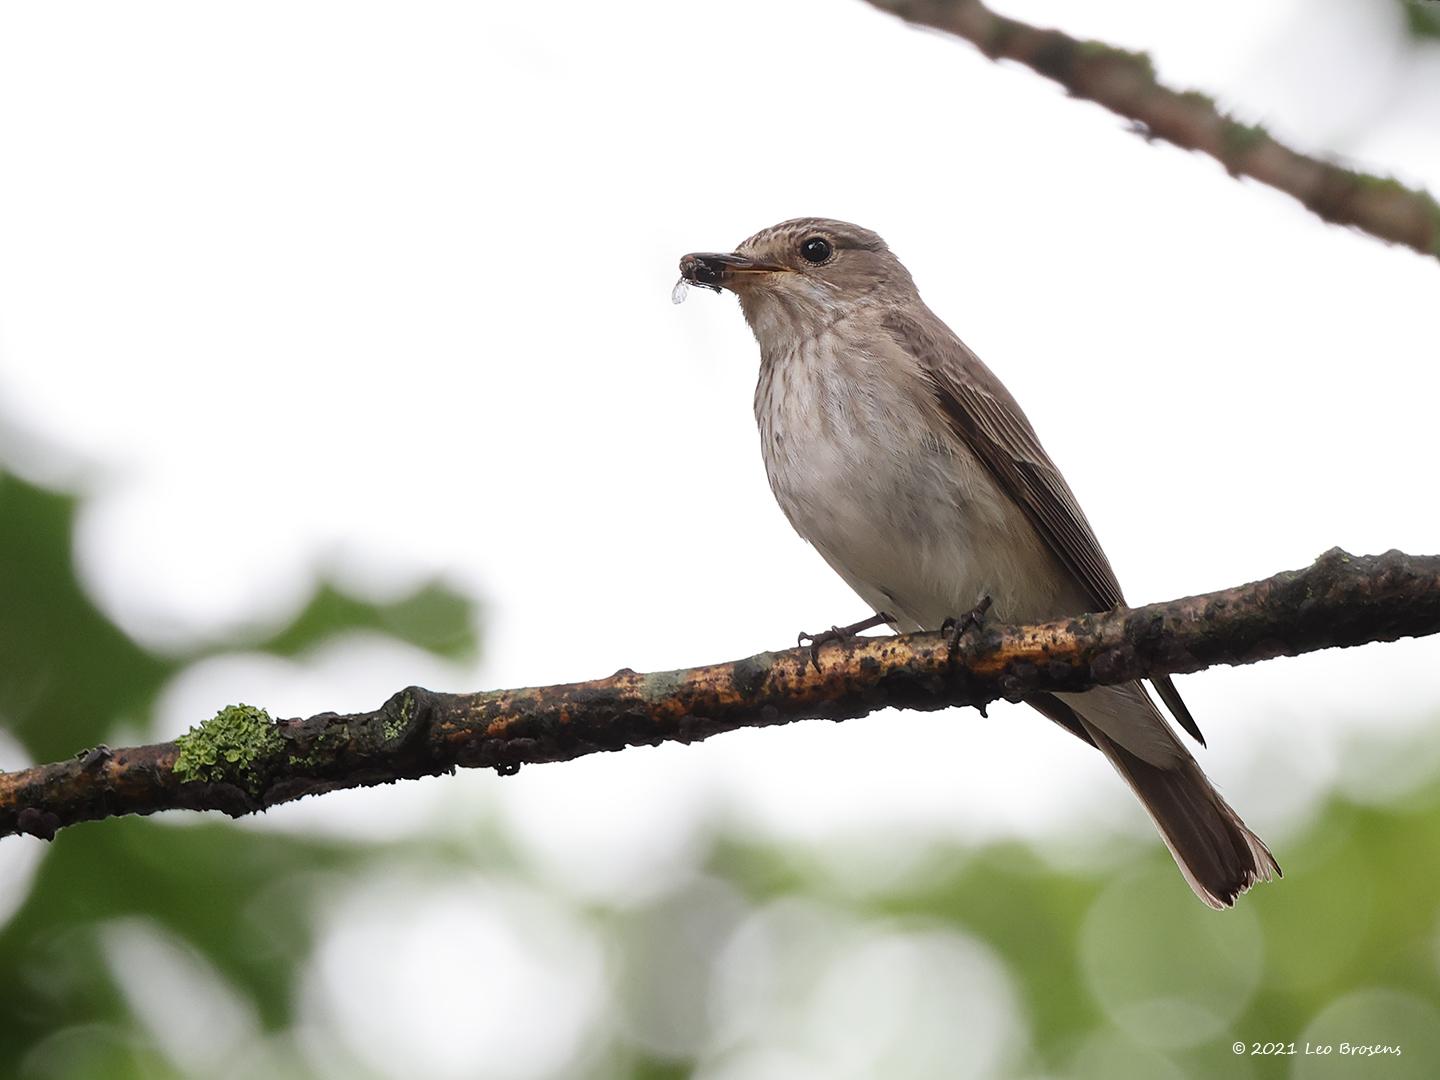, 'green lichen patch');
1177,88,1218,111
1075,39,1157,81
173,704,283,793
1220,119,1269,159
1349,172,1409,196
383,691,414,743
